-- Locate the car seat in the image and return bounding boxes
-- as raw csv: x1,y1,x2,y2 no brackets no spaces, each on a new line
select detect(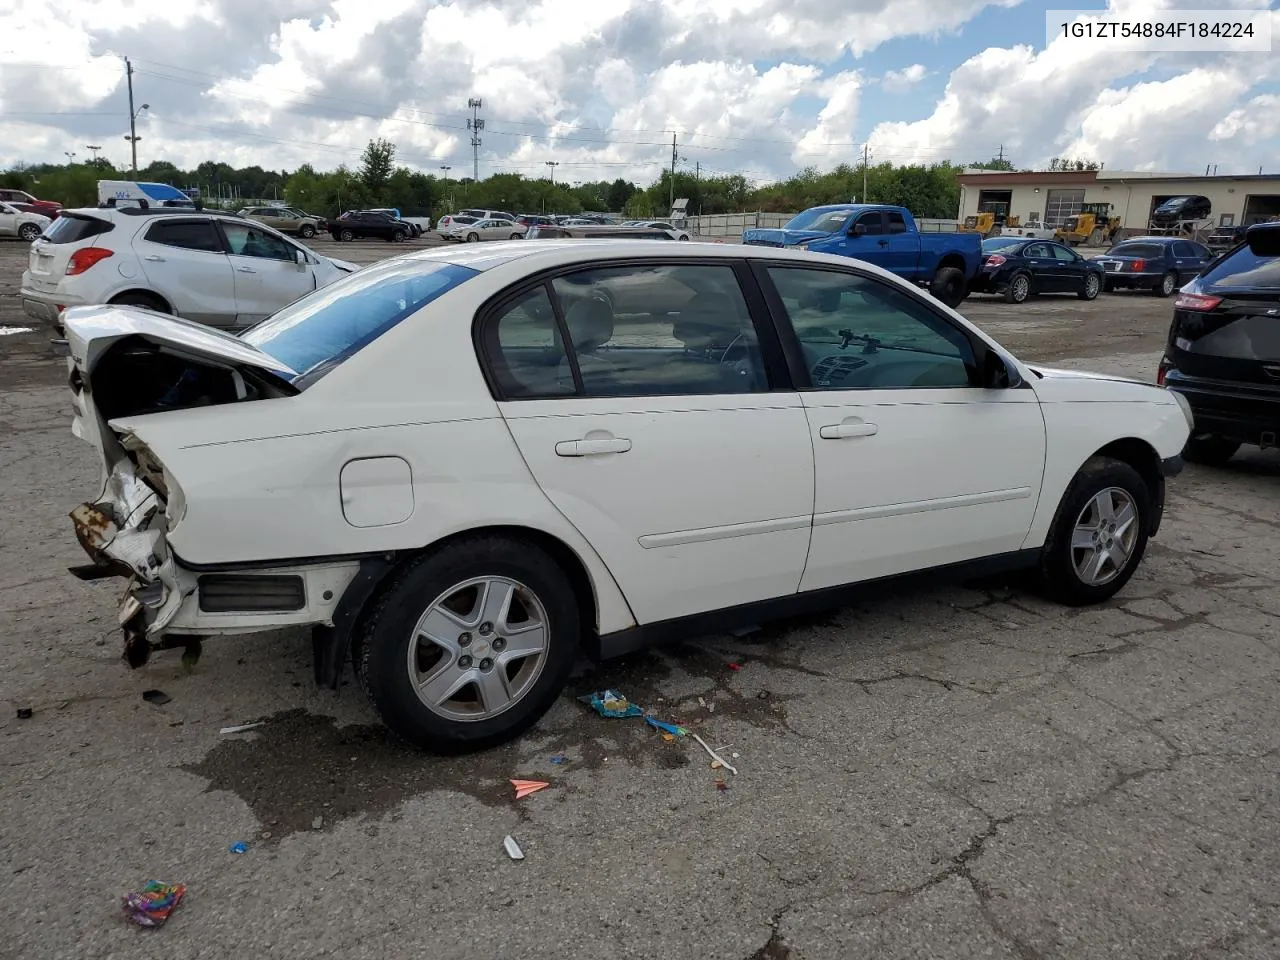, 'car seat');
557,296,617,390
